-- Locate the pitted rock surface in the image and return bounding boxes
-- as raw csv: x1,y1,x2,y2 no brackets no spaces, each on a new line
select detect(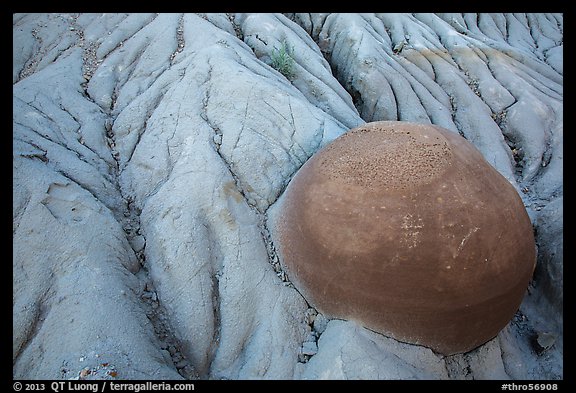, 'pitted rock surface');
318,122,453,190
